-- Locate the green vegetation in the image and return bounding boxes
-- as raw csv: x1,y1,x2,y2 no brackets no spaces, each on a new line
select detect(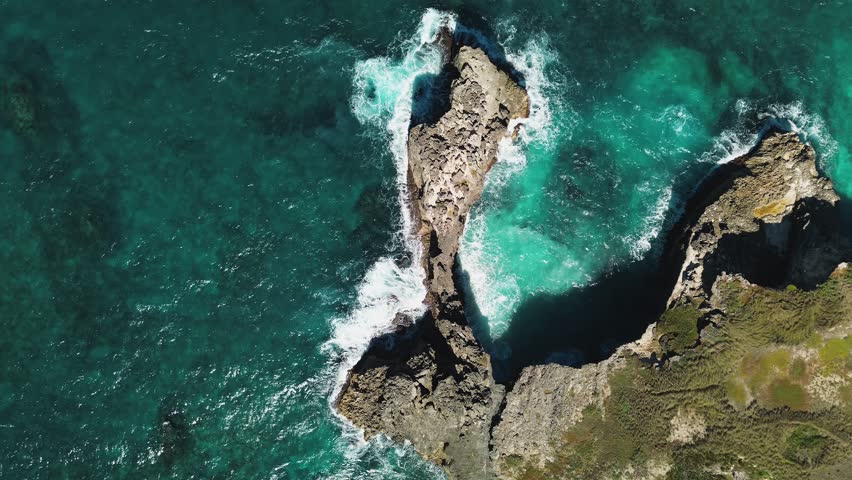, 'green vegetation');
819,336,852,365
784,425,831,466
725,377,749,410
509,266,852,479
766,378,808,410
790,357,808,381
656,305,702,355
